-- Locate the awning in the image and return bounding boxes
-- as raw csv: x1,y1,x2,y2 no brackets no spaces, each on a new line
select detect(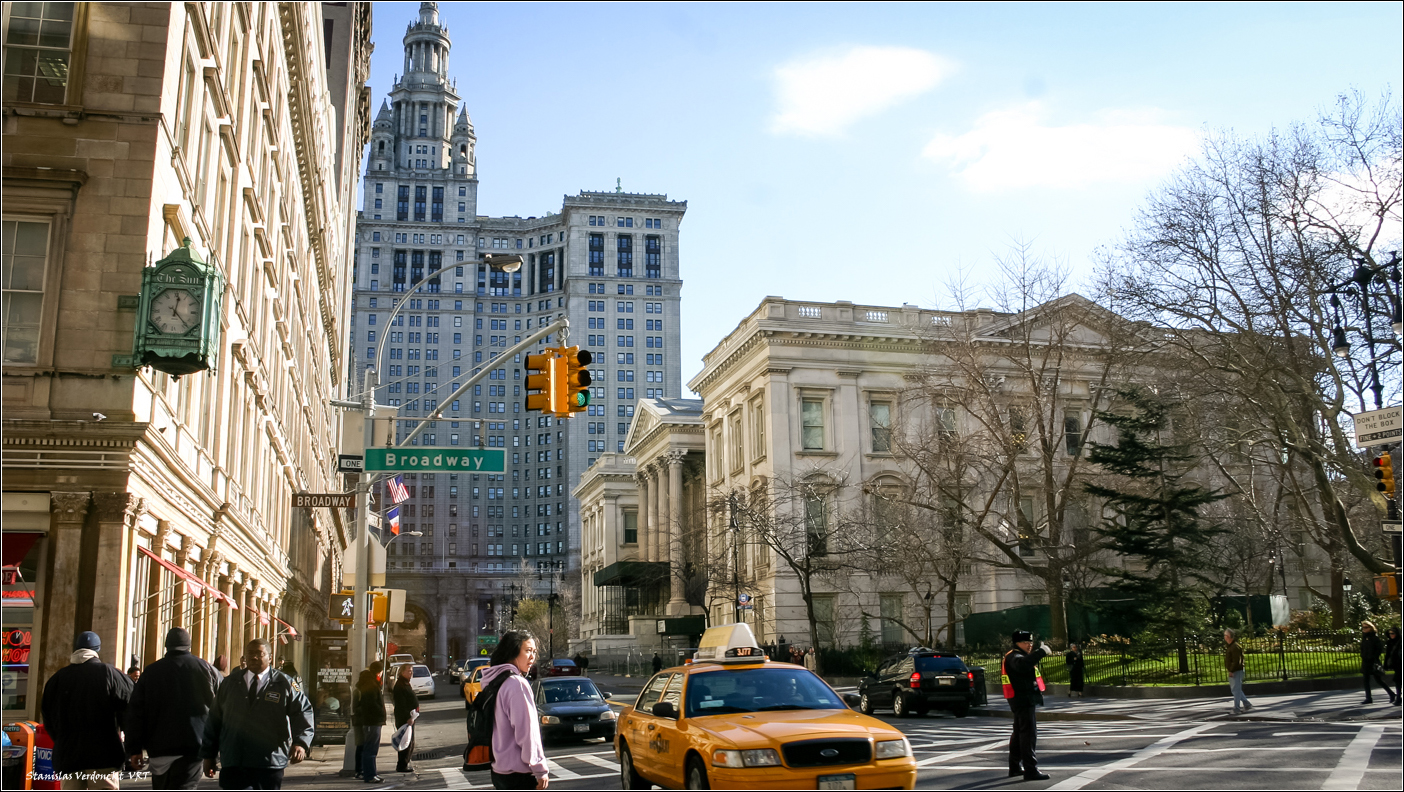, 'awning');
275,617,299,638
2,532,42,567
247,604,271,626
137,546,237,609
592,560,670,588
